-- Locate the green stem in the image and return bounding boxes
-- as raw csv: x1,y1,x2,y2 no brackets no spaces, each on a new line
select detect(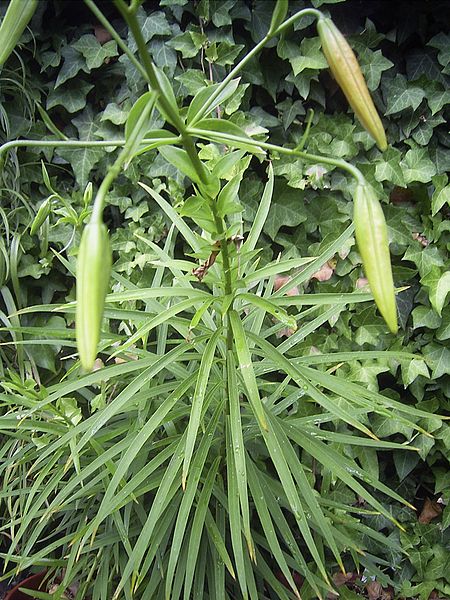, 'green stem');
296,108,314,151
192,8,323,125
91,159,122,222
84,0,147,80
0,136,180,161
113,0,209,186
209,201,234,351
188,127,365,184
